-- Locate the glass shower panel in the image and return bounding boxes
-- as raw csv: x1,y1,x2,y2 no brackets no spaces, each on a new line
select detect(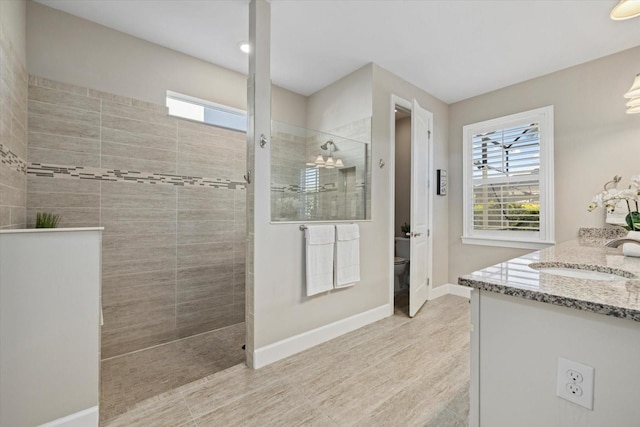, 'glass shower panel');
271,120,371,221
